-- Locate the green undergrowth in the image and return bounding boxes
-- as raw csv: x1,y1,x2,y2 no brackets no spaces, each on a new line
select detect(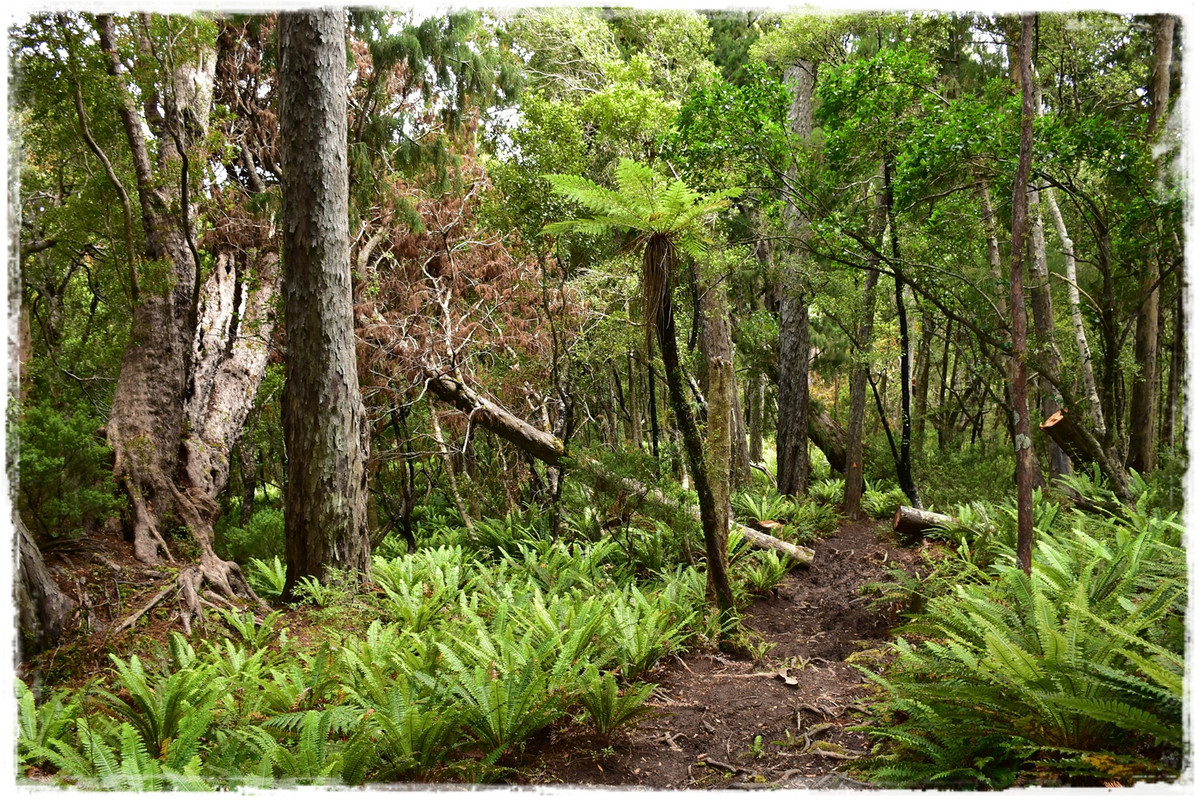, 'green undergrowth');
850,474,1186,789
17,507,806,789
